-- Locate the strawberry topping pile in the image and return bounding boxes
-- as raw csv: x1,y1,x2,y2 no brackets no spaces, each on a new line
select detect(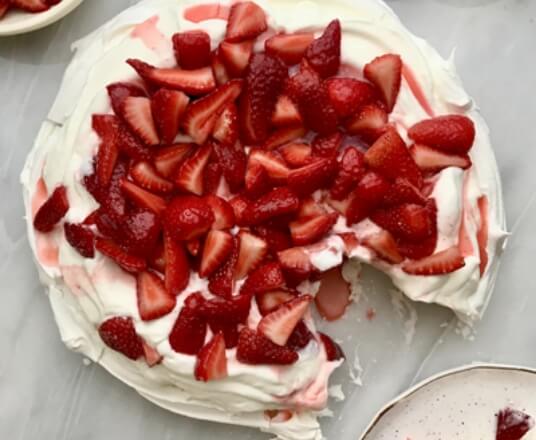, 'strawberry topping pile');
33,1,481,381
0,0,63,19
